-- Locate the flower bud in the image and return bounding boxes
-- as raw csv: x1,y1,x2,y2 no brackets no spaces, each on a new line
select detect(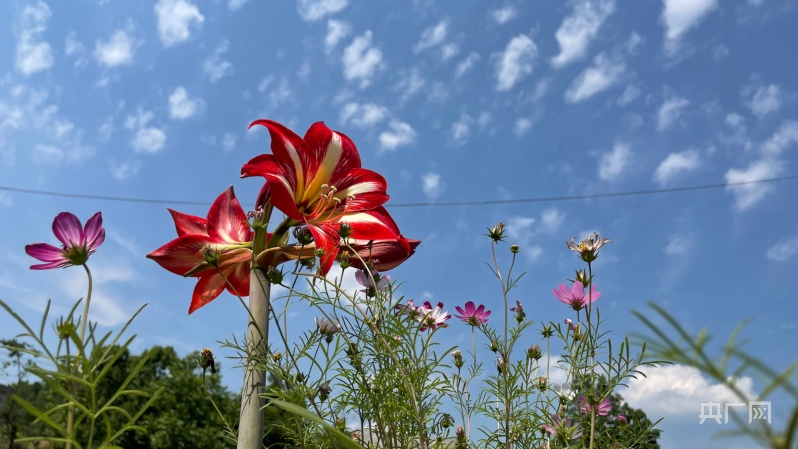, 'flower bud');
452,350,464,369
266,266,284,285
314,248,325,258
338,223,352,239
200,348,216,375
497,357,506,374
487,222,505,242
318,382,332,402
338,250,351,269
351,430,362,441
527,344,542,361
489,340,500,353
617,414,628,427
296,372,306,383
441,413,454,428
56,319,77,340
271,352,282,362
293,226,314,245
335,417,346,431
541,324,553,339
538,376,548,391
510,244,519,254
